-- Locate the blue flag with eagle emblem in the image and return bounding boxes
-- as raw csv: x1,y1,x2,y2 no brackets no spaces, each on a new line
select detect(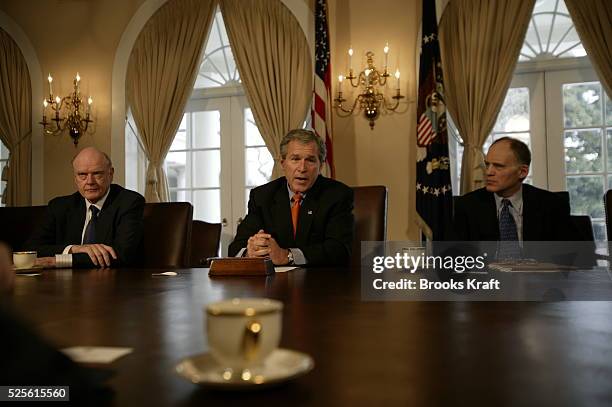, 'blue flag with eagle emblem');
416,0,453,240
